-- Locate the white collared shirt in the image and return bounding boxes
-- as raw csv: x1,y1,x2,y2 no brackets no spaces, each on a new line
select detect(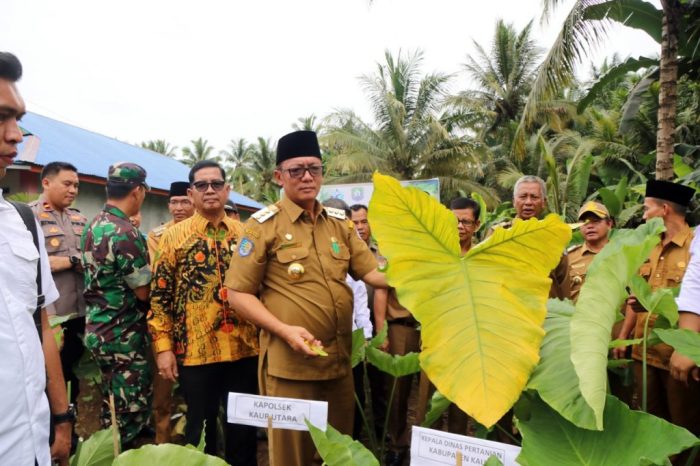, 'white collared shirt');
0,189,59,466
677,233,700,316
347,274,373,339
